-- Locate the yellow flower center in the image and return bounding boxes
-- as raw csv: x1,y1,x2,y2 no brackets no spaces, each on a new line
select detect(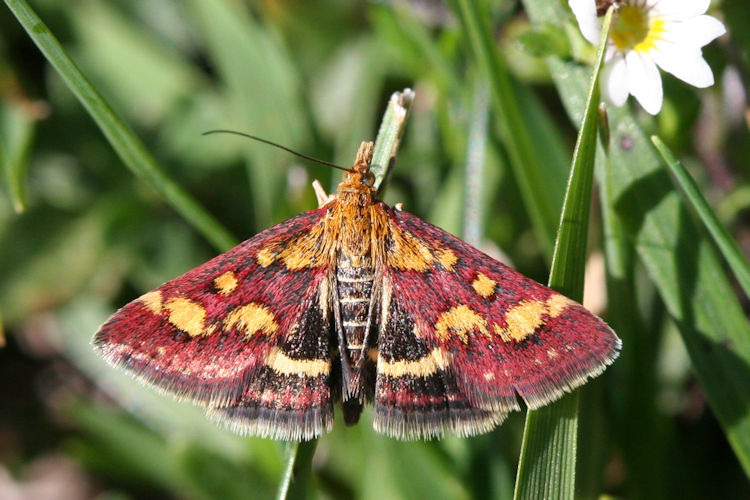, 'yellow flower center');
610,4,665,53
